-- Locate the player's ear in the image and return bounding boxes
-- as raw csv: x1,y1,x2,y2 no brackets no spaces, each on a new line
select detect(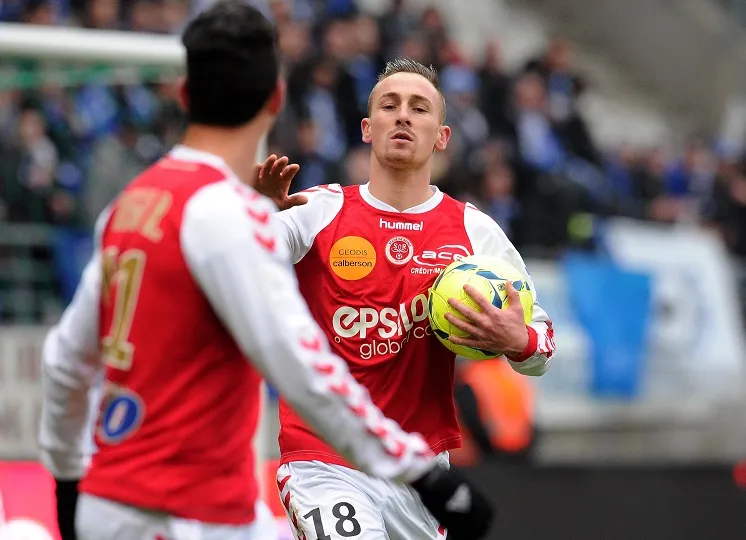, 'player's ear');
177,76,189,112
266,79,286,115
361,117,372,144
434,124,451,151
